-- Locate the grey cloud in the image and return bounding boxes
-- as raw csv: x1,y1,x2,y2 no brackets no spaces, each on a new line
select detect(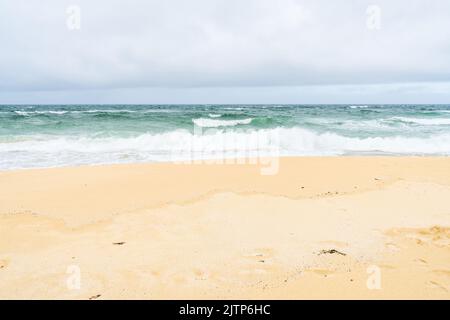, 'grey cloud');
0,0,450,102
